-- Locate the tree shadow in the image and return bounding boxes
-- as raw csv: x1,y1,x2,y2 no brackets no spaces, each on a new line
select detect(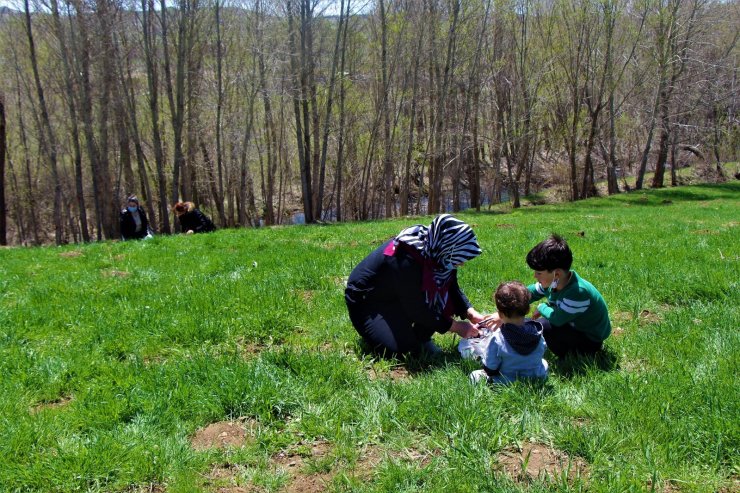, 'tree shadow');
547,346,620,378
